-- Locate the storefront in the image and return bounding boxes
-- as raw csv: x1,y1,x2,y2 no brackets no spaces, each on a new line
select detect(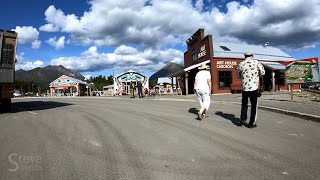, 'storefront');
180,28,302,95
114,70,149,95
49,75,88,96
